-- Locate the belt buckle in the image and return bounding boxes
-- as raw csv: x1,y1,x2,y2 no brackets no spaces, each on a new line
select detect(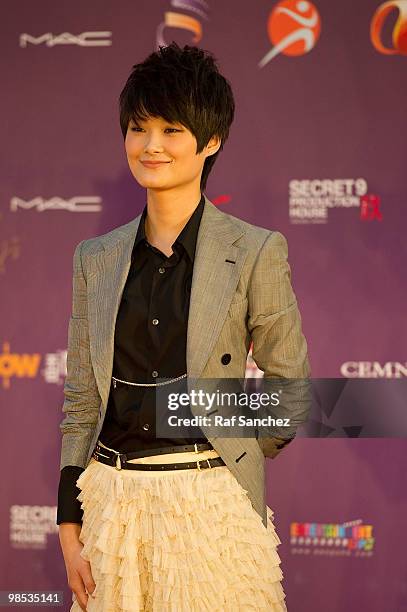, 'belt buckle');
115,452,127,470
196,458,212,470
195,442,204,469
